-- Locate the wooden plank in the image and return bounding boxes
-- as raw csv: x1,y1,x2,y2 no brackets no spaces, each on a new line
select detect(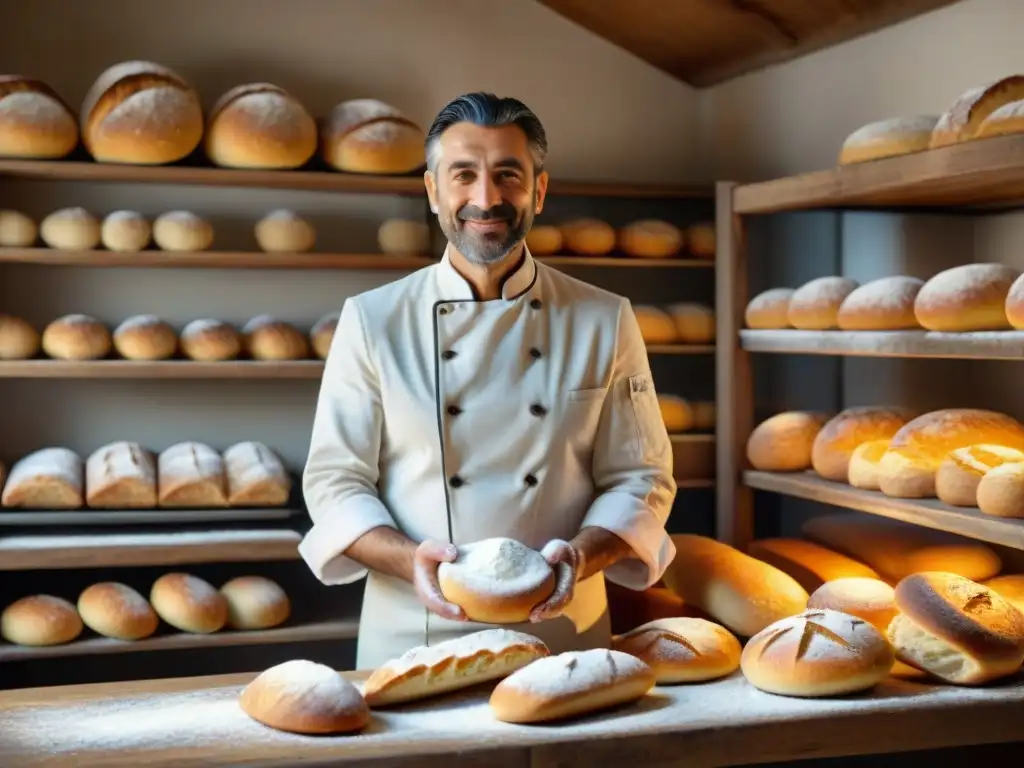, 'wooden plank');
0,360,324,379
646,344,715,355
744,470,1024,550
0,505,296,526
741,329,1024,359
